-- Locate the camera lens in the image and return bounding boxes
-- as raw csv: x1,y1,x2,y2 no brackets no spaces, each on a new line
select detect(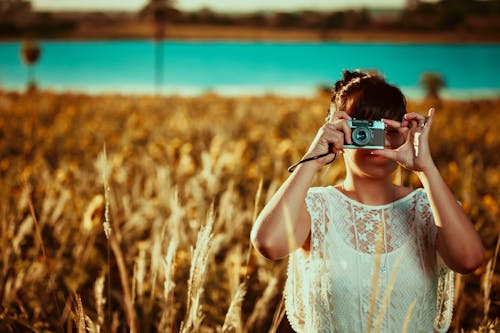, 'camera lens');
355,130,367,141
352,128,372,146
